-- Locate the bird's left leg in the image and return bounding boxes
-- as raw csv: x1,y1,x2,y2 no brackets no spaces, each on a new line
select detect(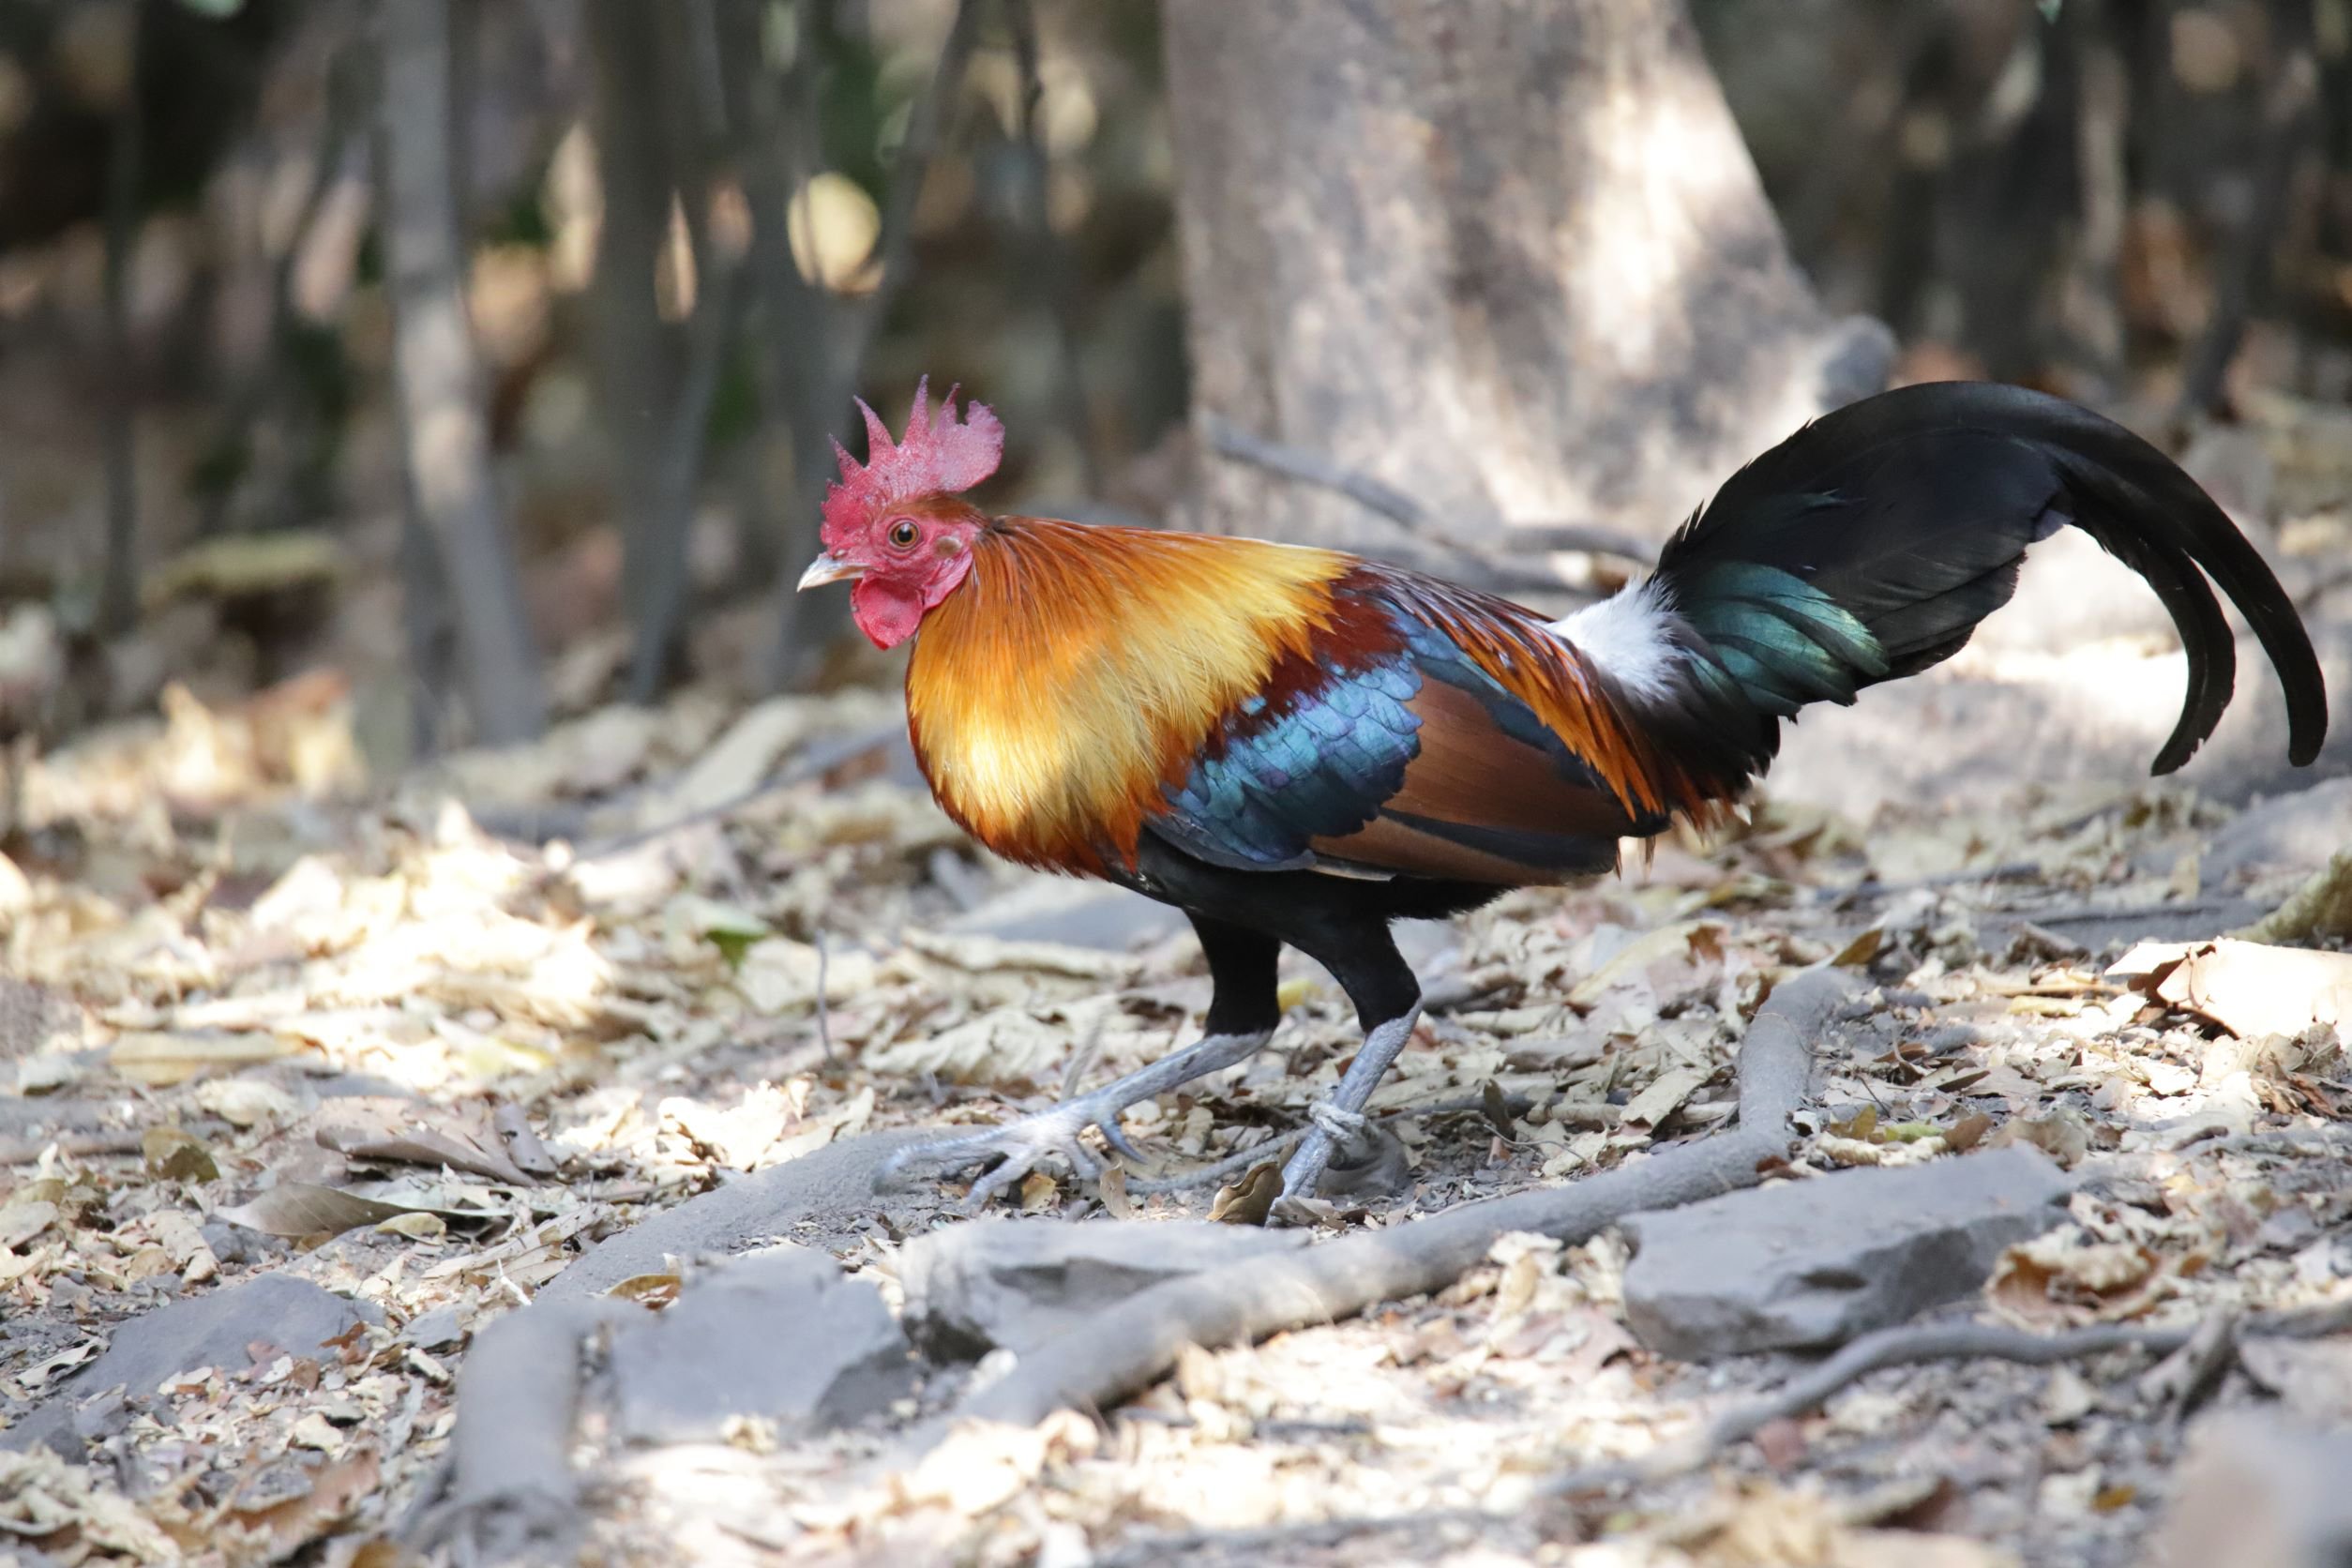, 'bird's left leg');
1278,921,1423,1201
880,916,1281,1209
